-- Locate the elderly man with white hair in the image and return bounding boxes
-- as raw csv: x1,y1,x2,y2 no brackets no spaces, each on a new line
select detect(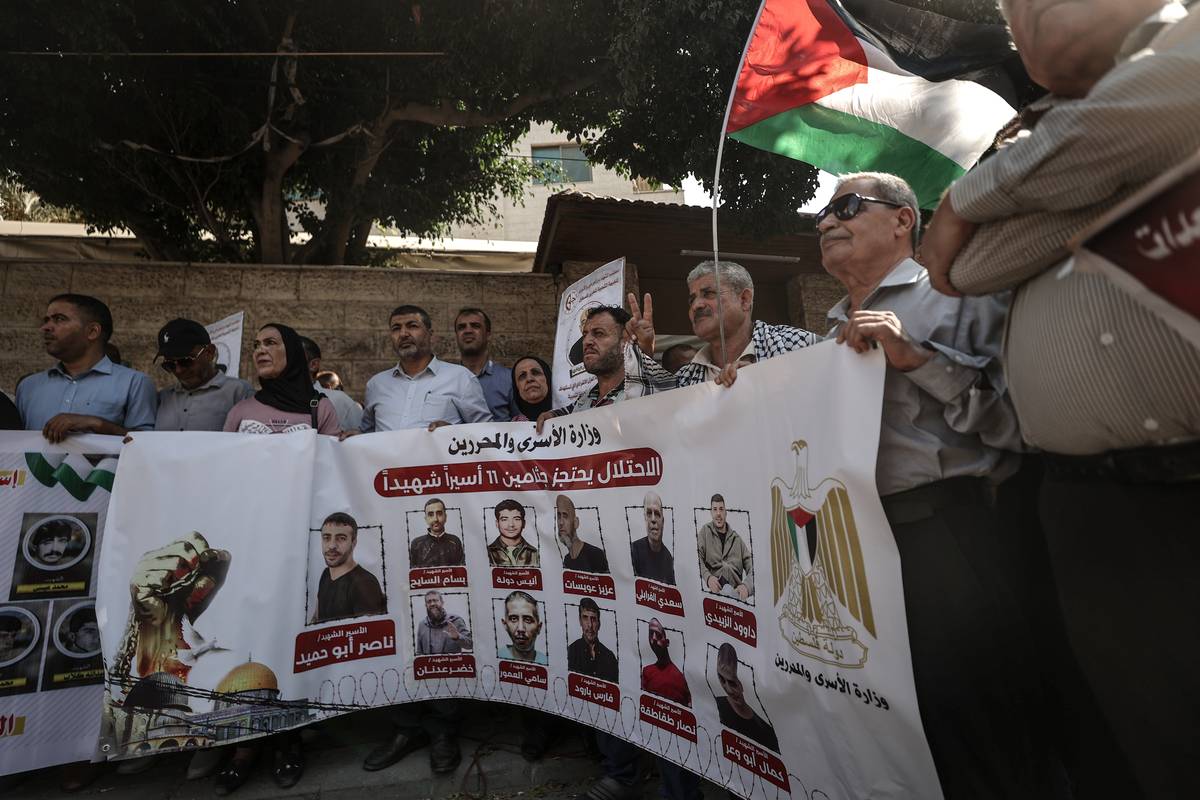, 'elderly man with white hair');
819,170,1056,798
627,259,819,386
